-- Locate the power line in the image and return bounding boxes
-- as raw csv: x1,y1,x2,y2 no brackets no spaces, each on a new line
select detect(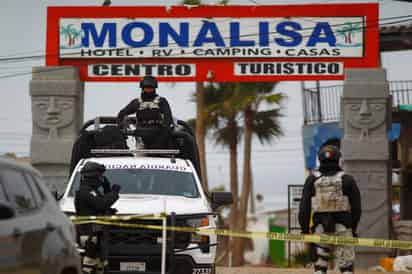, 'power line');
84,16,412,59
0,18,245,63
0,13,409,65
0,14,408,81
16,15,412,62
0,49,45,58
